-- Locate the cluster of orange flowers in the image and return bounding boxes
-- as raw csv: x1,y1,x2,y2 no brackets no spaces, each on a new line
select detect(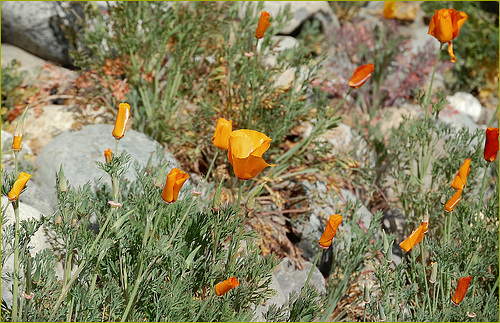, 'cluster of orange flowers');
6,6,498,306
